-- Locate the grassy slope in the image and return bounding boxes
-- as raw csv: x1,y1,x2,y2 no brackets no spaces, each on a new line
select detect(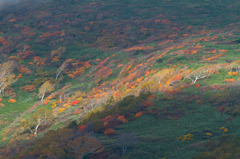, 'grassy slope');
0,0,240,158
